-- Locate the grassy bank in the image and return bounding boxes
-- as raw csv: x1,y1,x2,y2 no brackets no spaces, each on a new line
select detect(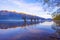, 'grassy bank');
53,15,60,20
